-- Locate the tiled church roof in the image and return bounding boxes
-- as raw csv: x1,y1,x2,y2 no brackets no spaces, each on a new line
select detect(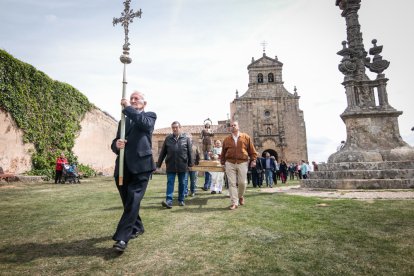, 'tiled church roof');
153,124,229,135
